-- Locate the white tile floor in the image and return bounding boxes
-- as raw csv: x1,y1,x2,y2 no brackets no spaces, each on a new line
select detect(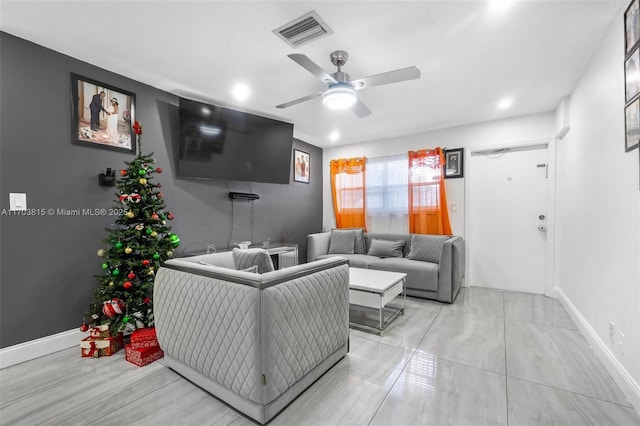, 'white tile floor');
1,287,639,425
